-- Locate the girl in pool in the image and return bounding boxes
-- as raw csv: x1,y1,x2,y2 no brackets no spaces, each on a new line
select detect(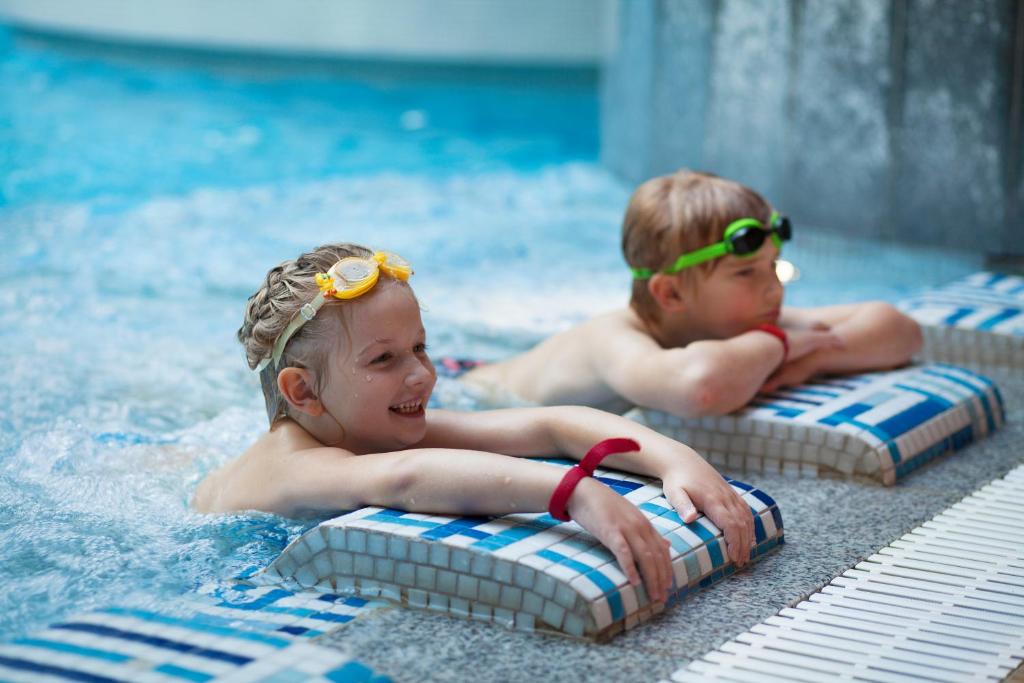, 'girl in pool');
193,243,755,603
